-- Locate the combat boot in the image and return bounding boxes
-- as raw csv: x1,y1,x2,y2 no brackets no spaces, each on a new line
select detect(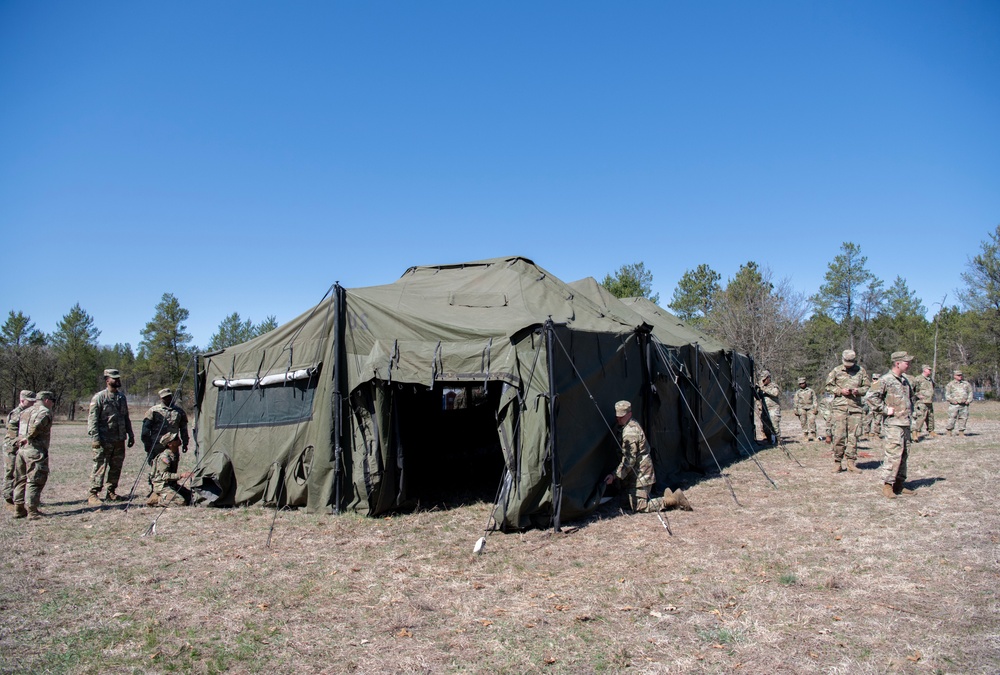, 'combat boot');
14,503,27,518
27,506,42,520
146,493,160,507
87,494,102,507
881,483,896,499
945,429,952,436
105,491,122,502
670,489,693,511
892,478,914,495
846,459,861,473
958,431,966,437
832,462,844,473
928,431,937,438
